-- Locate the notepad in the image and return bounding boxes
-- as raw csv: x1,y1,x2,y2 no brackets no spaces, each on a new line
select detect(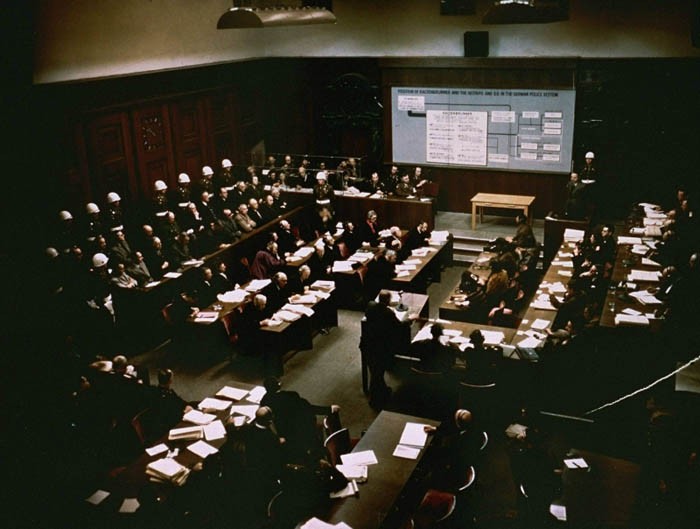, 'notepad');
340,450,378,466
